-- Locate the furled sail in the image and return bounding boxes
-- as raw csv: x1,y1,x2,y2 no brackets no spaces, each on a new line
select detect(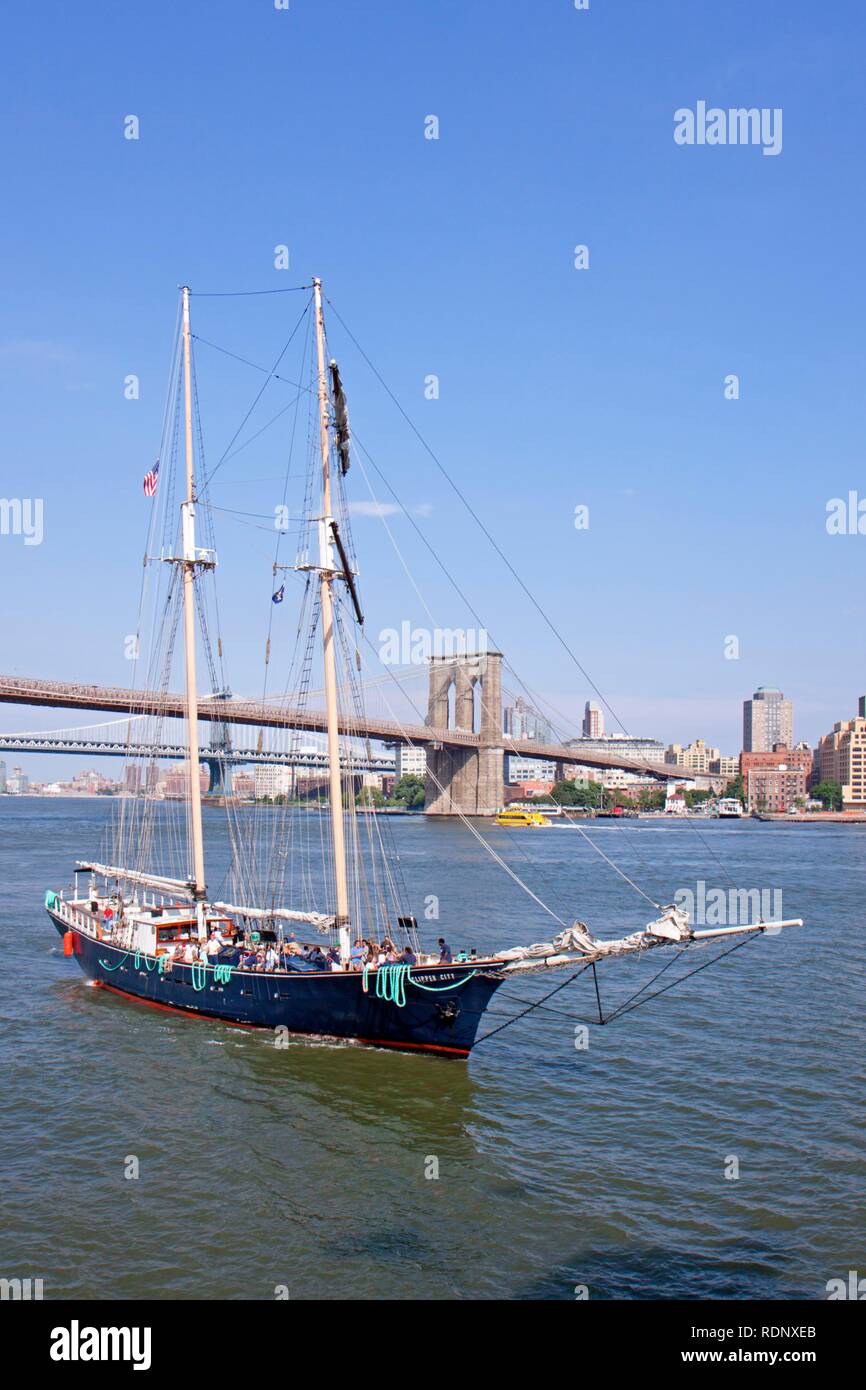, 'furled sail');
210,902,335,931
77,862,195,898
329,359,351,474
499,908,803,974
